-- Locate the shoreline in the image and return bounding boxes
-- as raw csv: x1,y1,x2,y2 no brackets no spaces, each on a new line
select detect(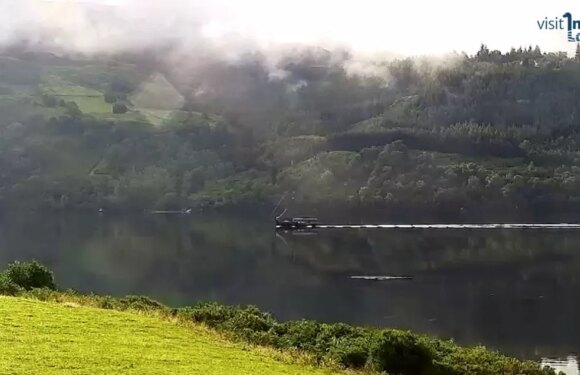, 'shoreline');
2,286,557,375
